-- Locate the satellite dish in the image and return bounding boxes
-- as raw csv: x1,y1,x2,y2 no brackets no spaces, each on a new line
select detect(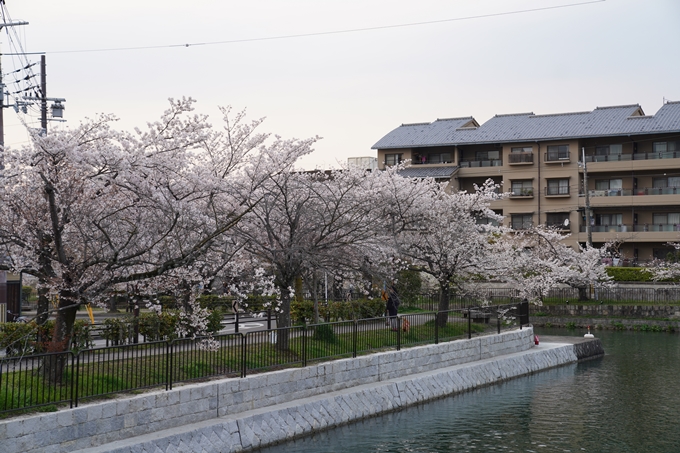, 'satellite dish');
564,219,570,226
